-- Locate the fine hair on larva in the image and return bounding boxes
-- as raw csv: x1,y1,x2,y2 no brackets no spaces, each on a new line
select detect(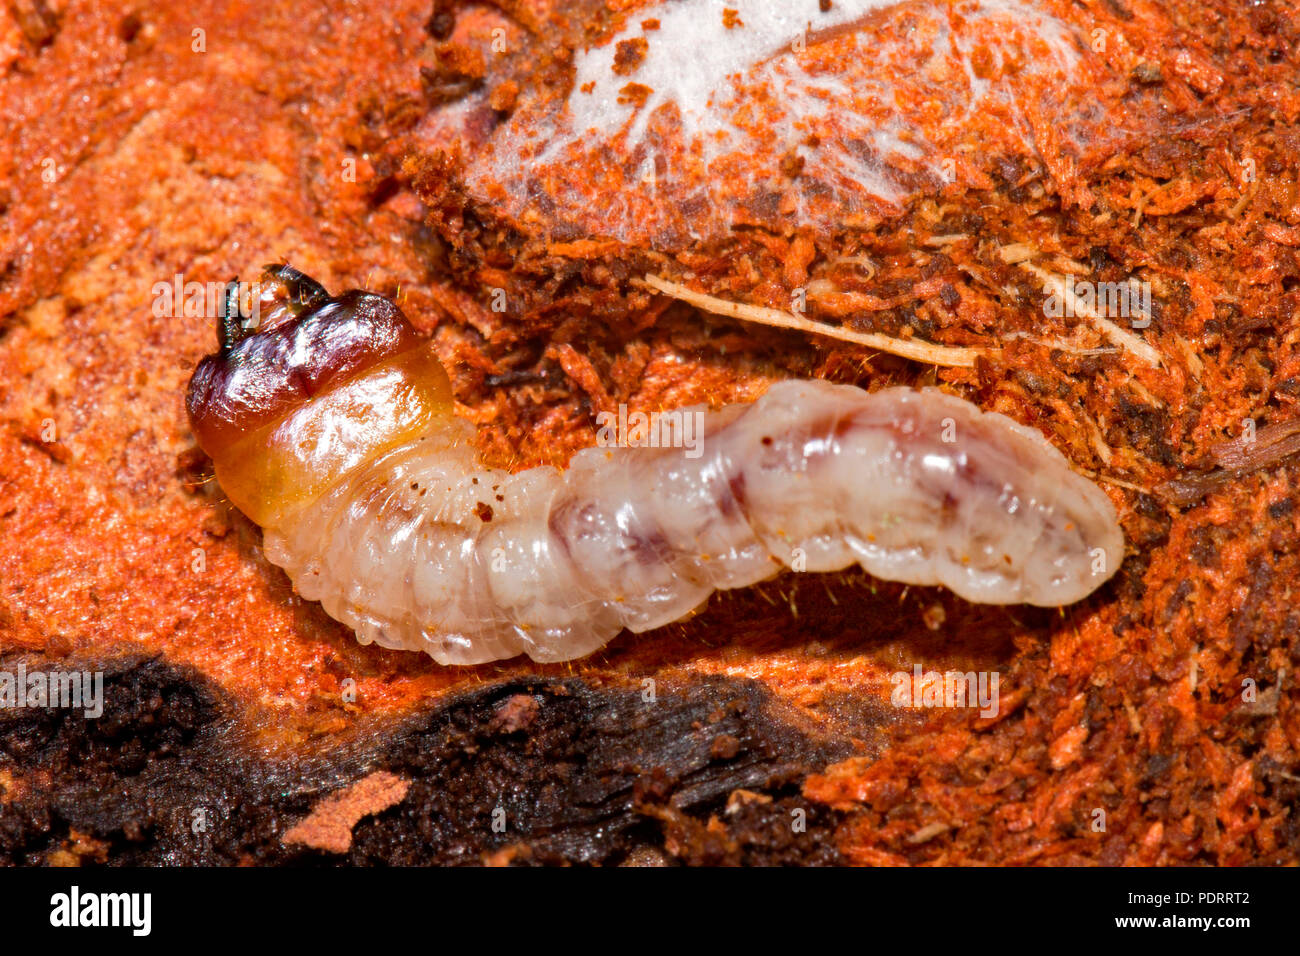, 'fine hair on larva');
186,267,1125,666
